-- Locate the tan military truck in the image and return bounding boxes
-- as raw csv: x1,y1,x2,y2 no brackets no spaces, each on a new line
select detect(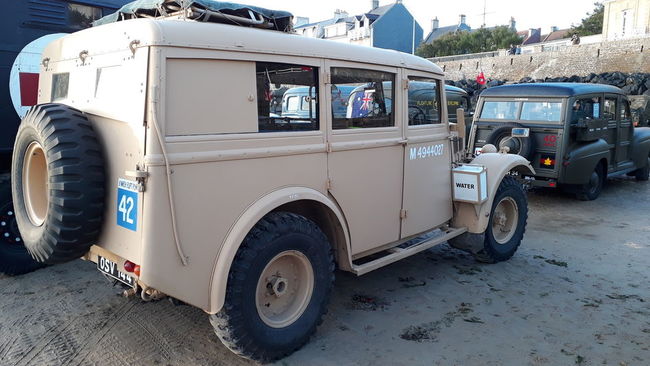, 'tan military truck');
10,3,534,362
